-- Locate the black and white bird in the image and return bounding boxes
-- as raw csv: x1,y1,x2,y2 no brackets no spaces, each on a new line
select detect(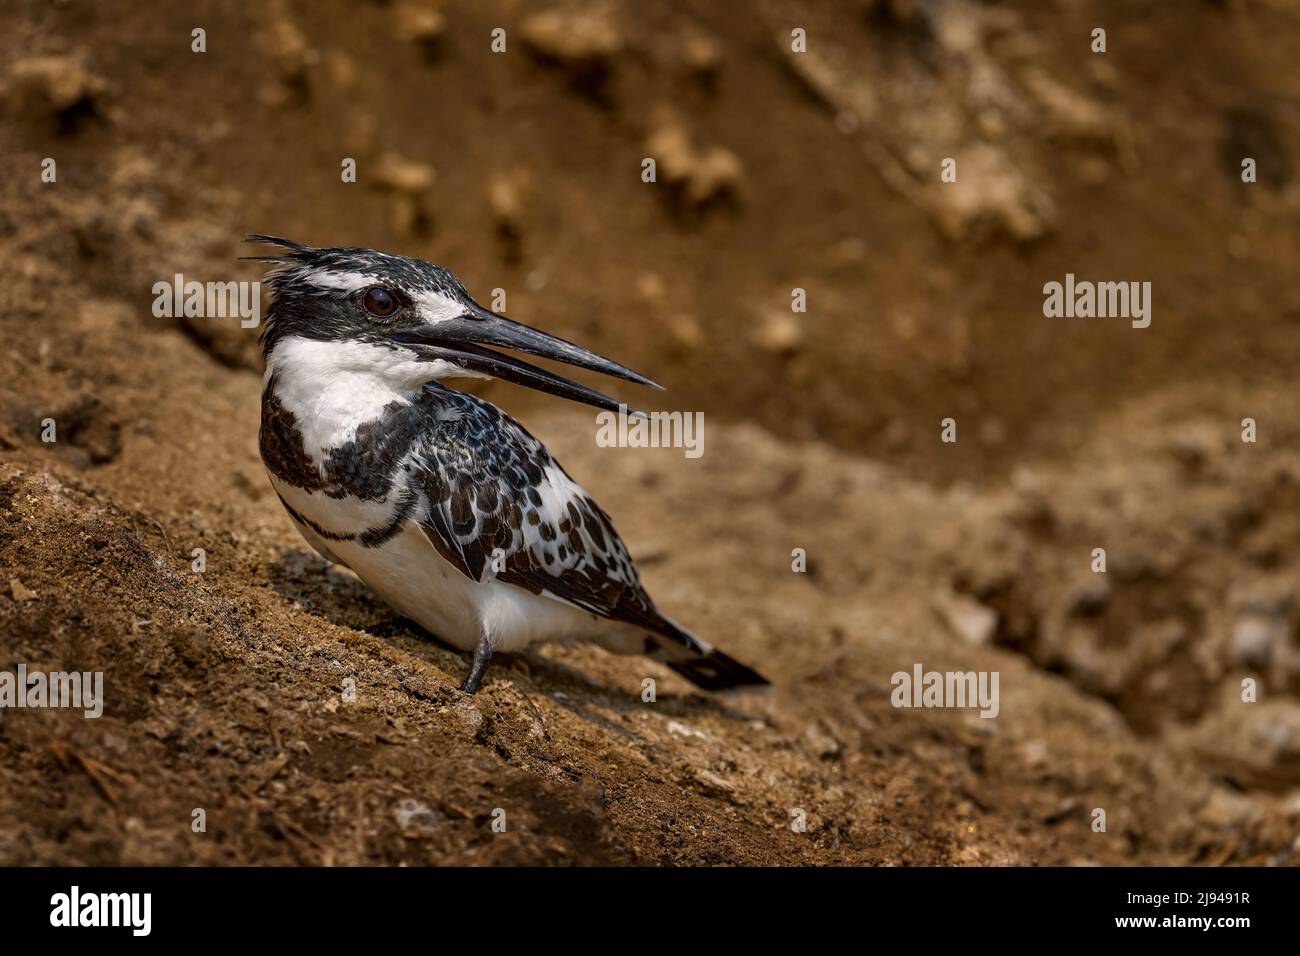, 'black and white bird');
249,236,768,694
